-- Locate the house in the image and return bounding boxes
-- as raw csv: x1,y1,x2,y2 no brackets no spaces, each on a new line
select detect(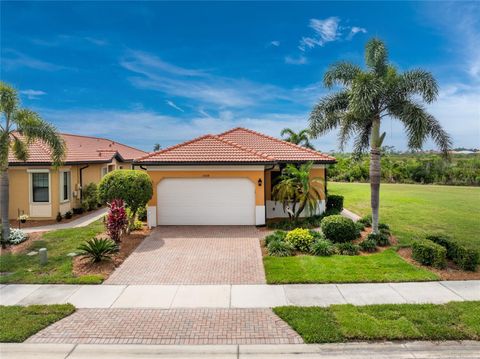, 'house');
7,133,147,220
134,127,336,226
